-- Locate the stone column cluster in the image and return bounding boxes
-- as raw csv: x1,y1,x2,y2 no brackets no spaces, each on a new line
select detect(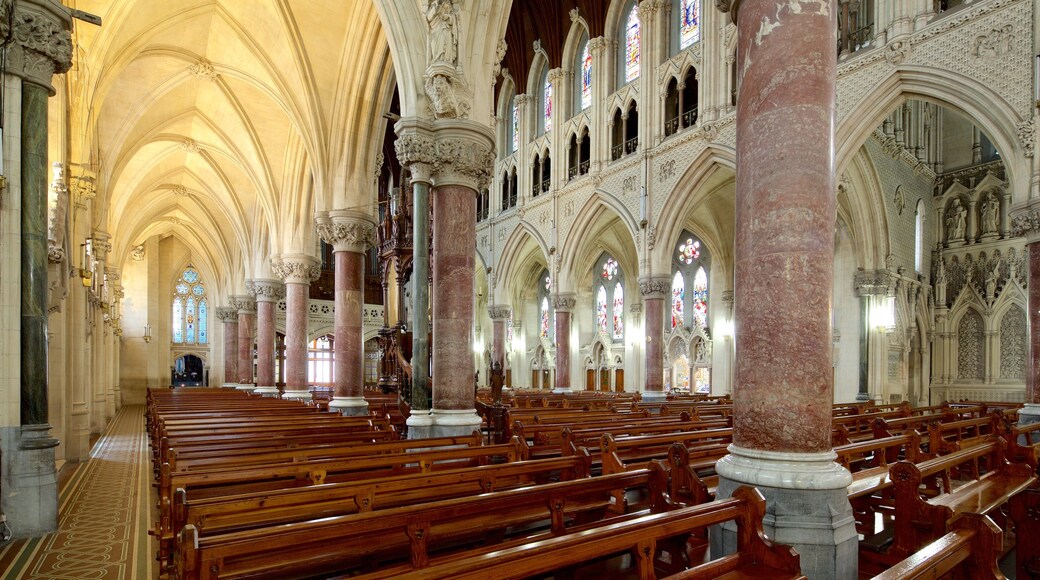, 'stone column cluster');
317,211,376,415
272,254,320,401
247,279,285,396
